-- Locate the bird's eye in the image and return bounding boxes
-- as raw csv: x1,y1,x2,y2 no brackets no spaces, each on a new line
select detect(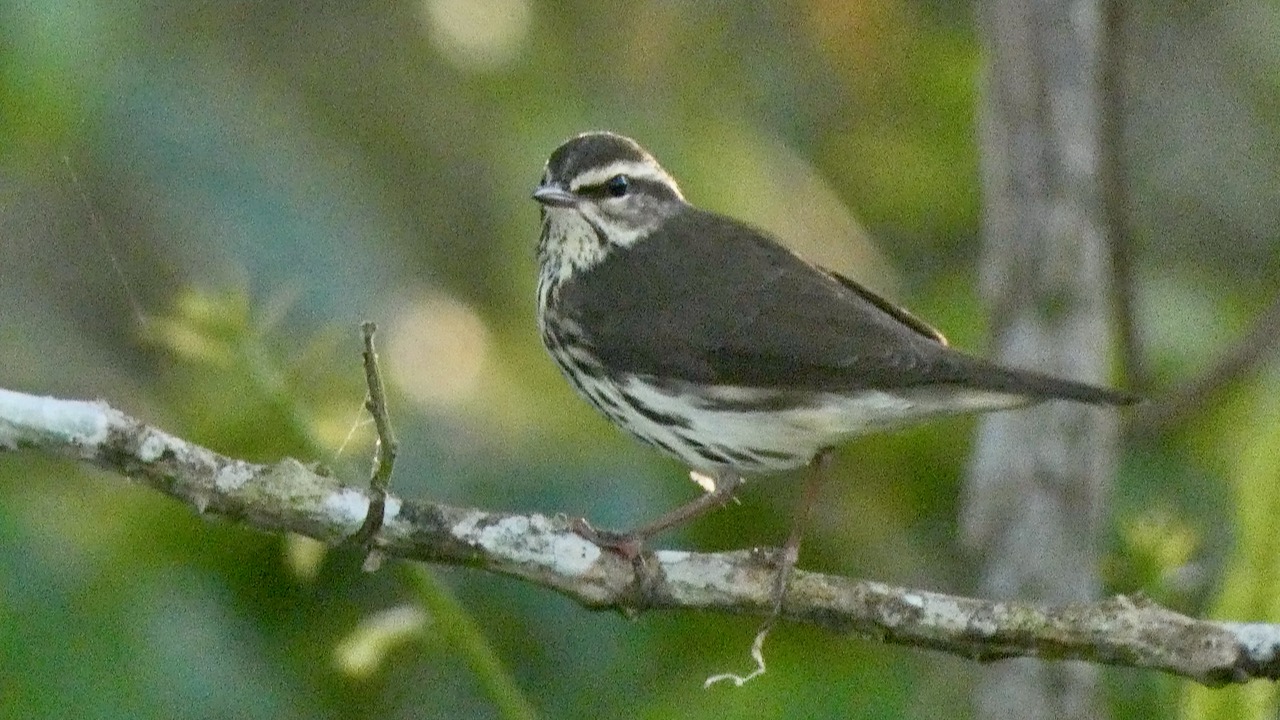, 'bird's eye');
605,175,629,197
